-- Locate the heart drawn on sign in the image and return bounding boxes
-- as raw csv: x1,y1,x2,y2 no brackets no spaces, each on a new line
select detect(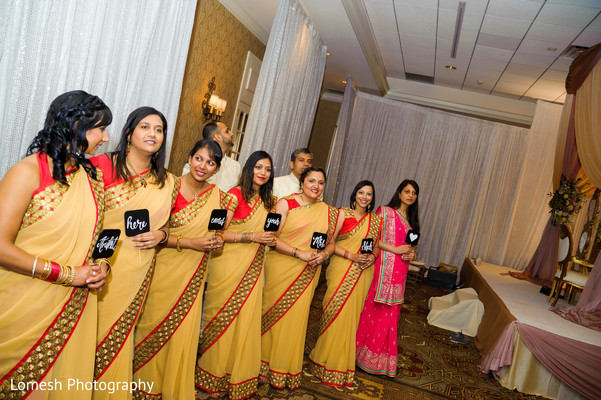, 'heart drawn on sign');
409,233,418,242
